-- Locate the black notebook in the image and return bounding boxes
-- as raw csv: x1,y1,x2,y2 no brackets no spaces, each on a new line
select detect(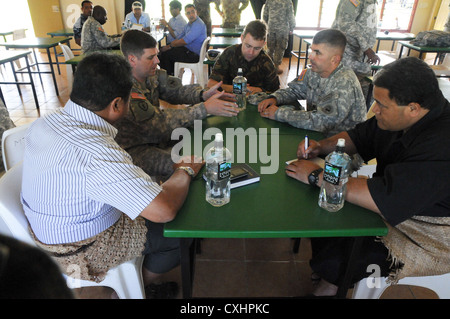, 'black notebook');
203,163,260,189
